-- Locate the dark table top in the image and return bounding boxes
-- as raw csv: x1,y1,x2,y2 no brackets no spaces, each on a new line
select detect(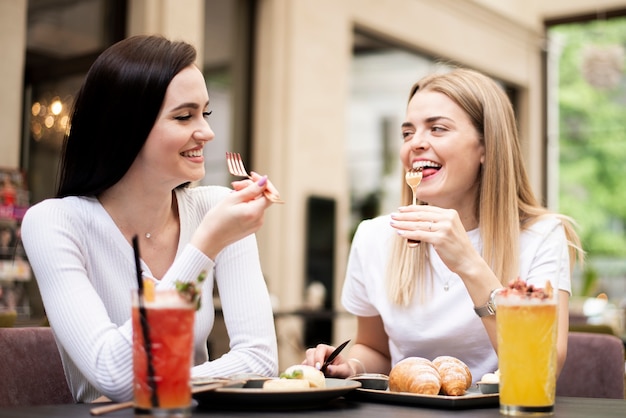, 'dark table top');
0,397,624,418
